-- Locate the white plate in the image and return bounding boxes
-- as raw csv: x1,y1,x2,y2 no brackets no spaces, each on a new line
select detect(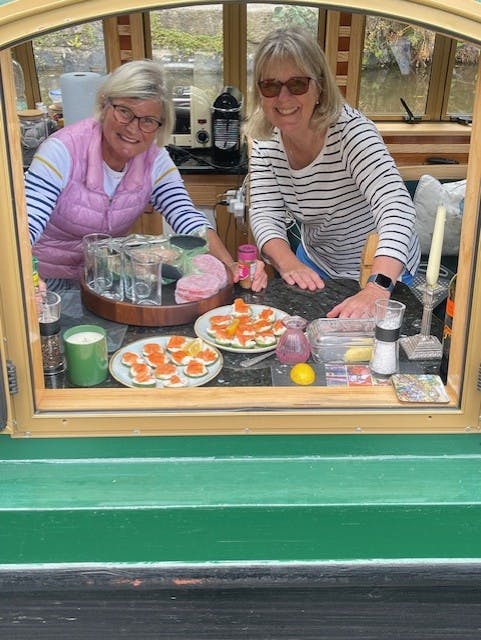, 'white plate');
109,336,223,388
194,303,288,353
